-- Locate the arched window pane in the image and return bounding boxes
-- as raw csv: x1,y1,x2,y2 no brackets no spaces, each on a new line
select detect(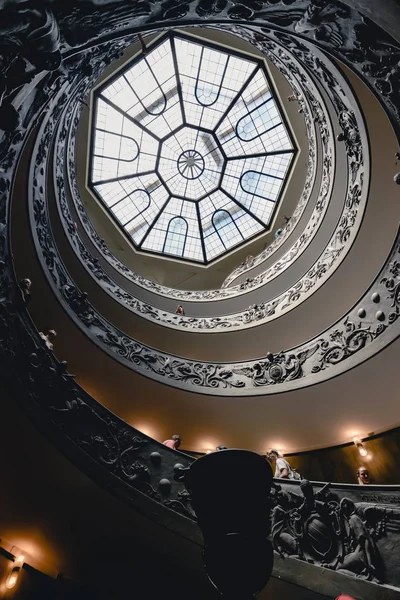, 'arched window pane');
236,98,280,142
240,170,282,200
90,33,297,264
124,63,167,116
163,217,188,256
212,209,243,249
118,189,151,226
96,130,139,162
195,48,228,107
